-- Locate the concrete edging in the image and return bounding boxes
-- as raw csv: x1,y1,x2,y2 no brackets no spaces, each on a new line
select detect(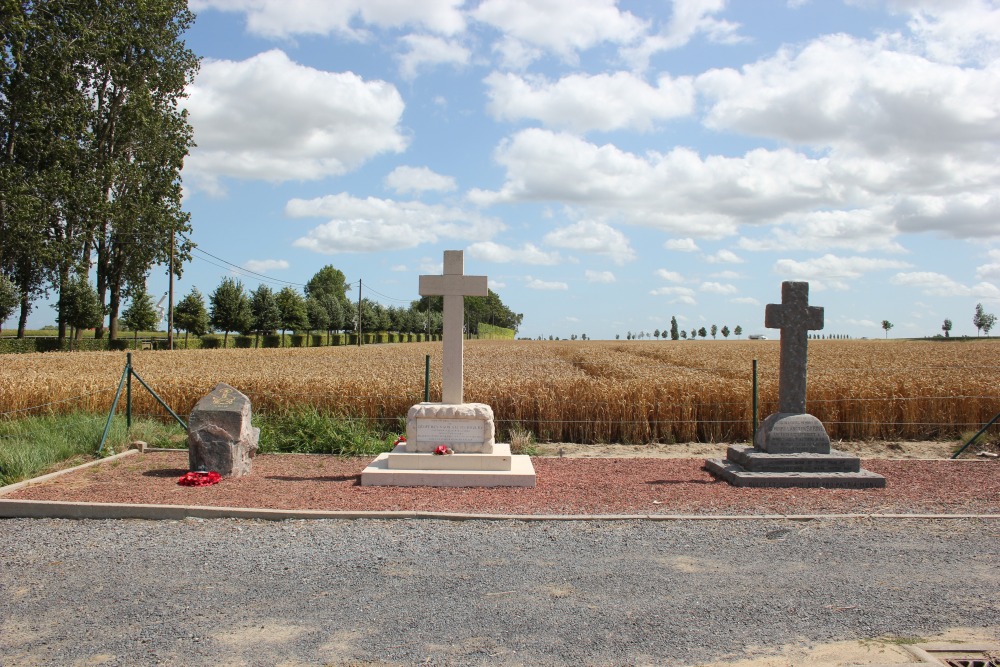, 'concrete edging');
0,449,139,498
